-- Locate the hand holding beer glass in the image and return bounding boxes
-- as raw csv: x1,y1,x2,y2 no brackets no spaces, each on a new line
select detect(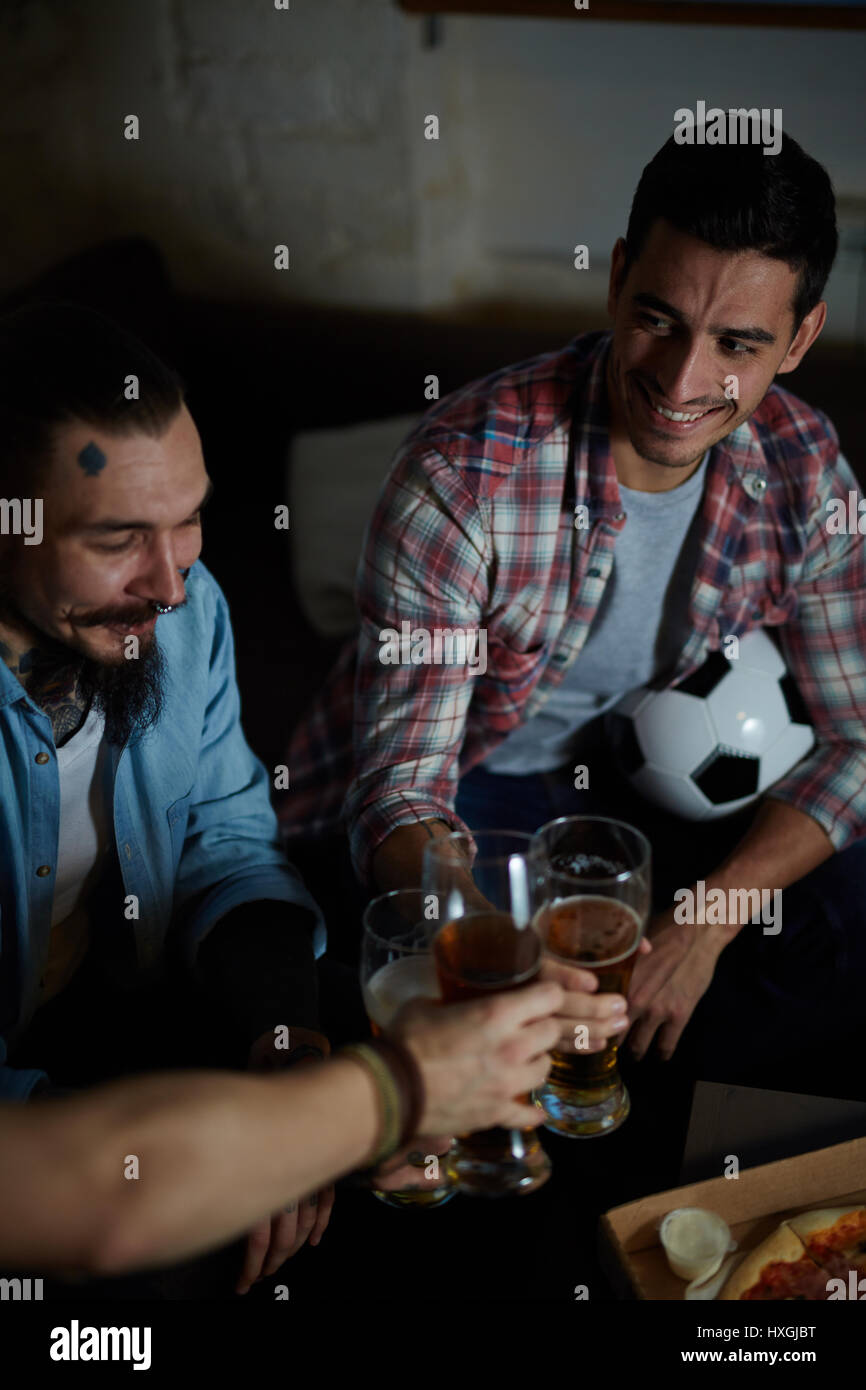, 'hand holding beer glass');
530,817,651,1138
361,890,459,1208
422,831,554,1196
